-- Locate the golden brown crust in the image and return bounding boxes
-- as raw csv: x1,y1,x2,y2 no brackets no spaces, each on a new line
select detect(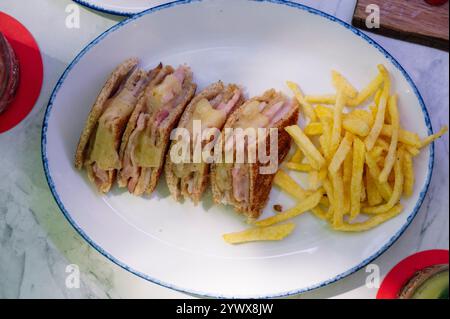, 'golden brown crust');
74,58,139,170
165,82,244,203
118,66,197,196
144,77,197,195
211,91,300,219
